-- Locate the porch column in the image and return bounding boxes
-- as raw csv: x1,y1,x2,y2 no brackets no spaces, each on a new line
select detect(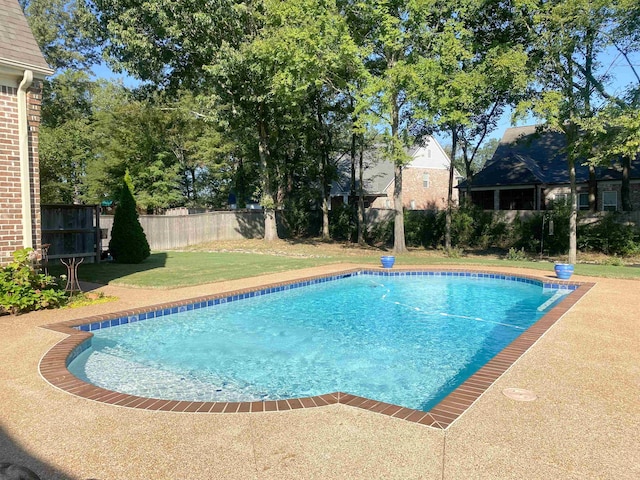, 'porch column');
493,190,500,210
